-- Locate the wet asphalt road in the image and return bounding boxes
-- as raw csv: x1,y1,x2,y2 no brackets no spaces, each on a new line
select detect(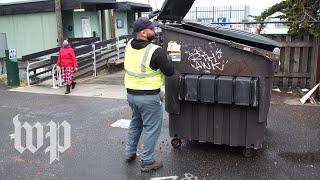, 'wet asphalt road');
0,86,320,180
